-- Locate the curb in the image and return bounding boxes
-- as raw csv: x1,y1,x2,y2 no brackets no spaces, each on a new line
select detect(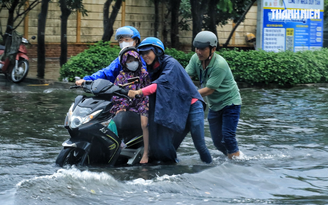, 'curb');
24,77,75,88
0,75,74,88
